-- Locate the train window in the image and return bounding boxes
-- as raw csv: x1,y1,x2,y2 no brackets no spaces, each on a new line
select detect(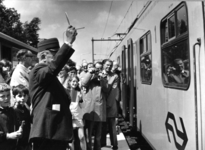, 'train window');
161,4,188,44
177,6,188,35
147,33,151,52
161,3,190,90
140,31,152,84
168,15,176,39
161,20,168,43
